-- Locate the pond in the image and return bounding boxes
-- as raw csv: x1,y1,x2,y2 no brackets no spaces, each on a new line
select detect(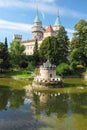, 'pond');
0,78,87,130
